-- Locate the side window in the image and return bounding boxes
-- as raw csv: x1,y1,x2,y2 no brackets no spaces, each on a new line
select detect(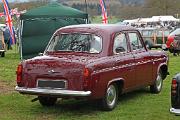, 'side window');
113,33,128,54
129,32,144,50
